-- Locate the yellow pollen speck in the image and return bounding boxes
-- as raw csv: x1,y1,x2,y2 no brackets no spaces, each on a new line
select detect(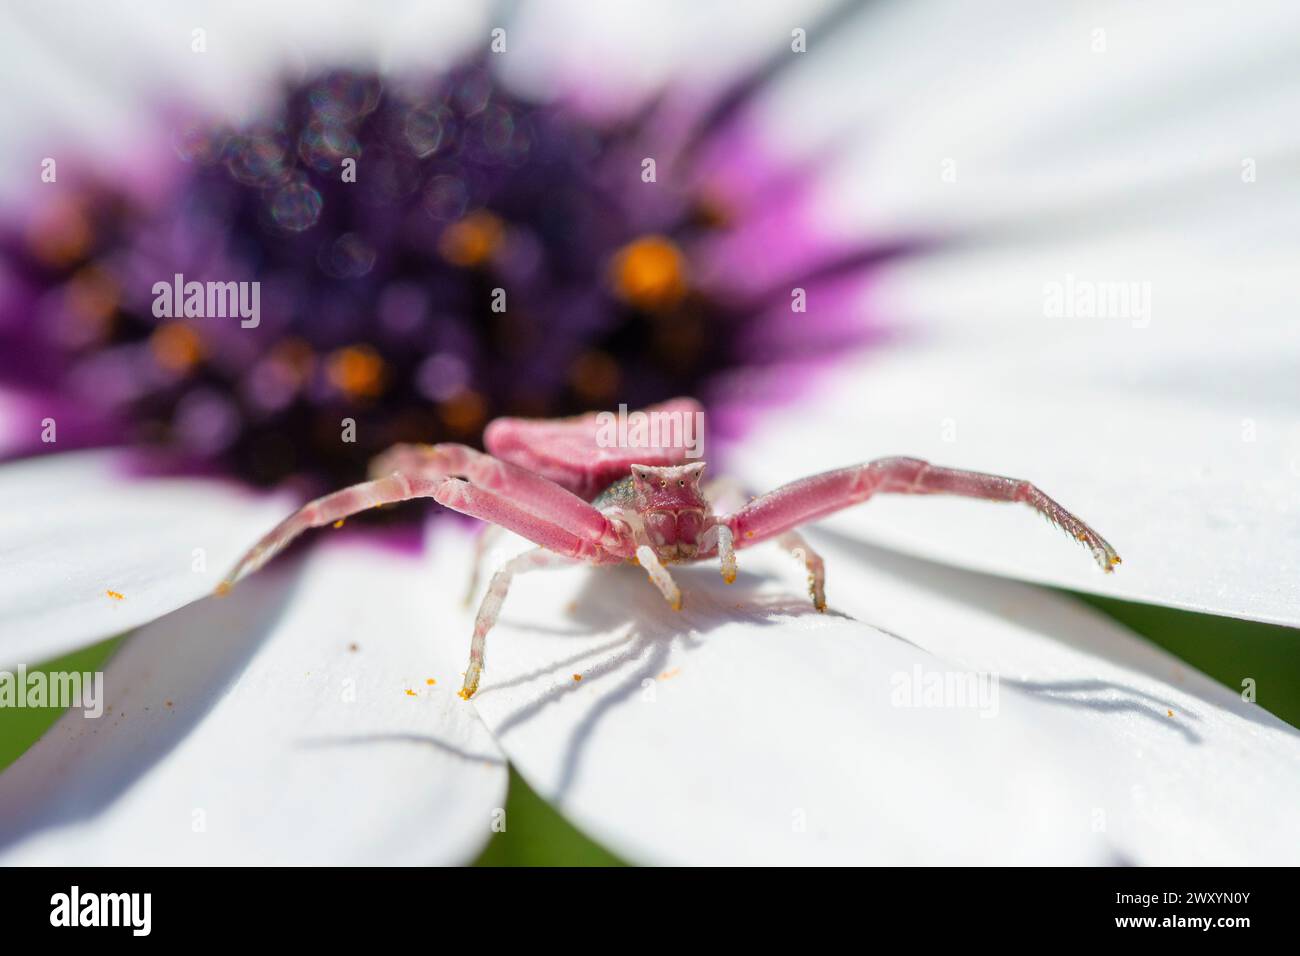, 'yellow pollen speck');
405,689,417,697
215,581,232,597
457,687,473,701
438,210,504,267
658,668,680,681
670,596,683,612
1167,709,1174,717
333,519,345,529
610,235,687,311
426,678,436,685
106,590,124,601
326,344,386,399
572,674,583,682
744,531,754,539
